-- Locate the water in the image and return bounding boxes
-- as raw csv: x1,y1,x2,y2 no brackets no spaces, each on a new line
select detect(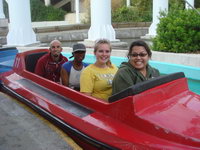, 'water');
0,48,18,73
188,79,200,95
